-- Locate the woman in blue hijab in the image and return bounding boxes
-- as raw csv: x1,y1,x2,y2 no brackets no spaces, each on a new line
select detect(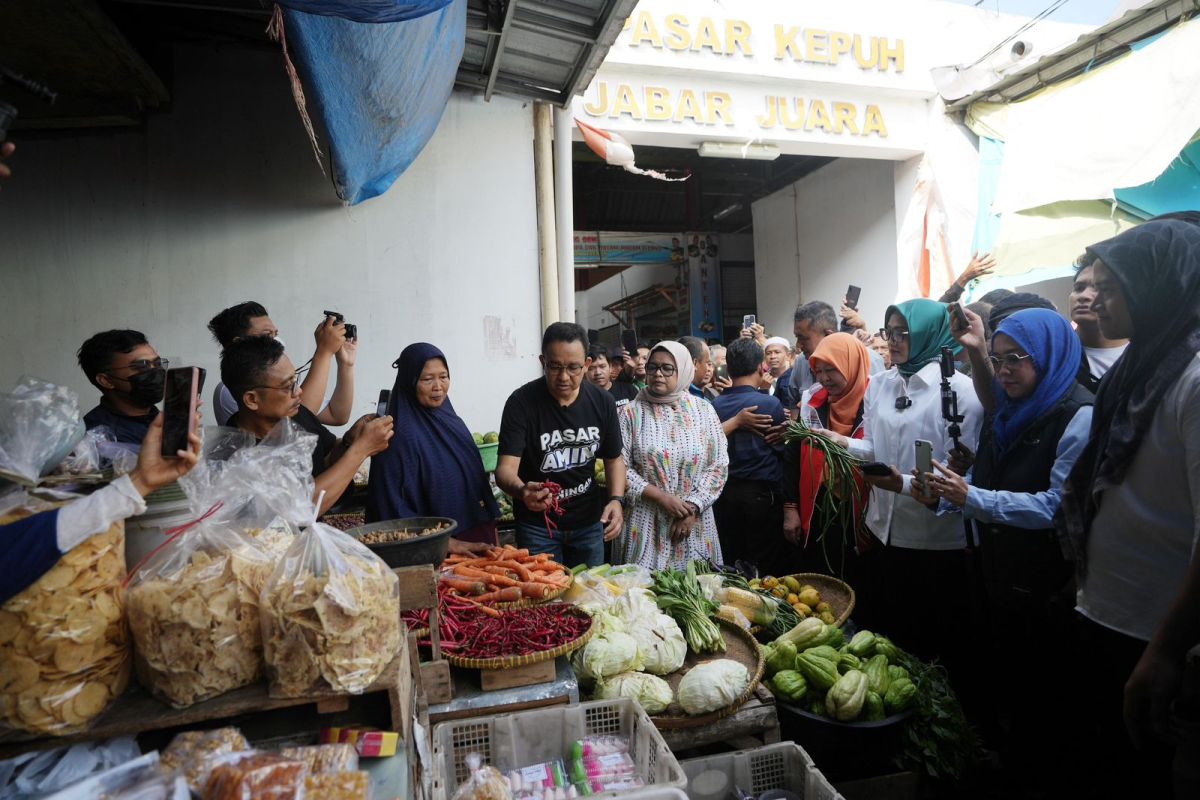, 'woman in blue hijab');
366,343,500,545
919,308,1093,784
